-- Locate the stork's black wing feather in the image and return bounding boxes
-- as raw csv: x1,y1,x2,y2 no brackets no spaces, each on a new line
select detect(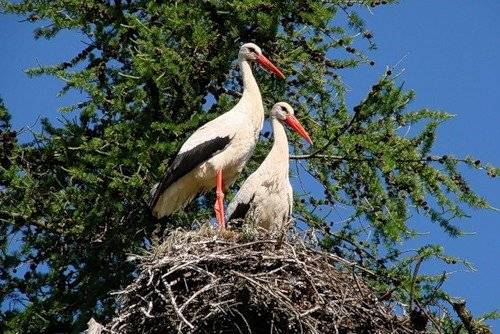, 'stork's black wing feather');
149,136,231,208
227,194,256,221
